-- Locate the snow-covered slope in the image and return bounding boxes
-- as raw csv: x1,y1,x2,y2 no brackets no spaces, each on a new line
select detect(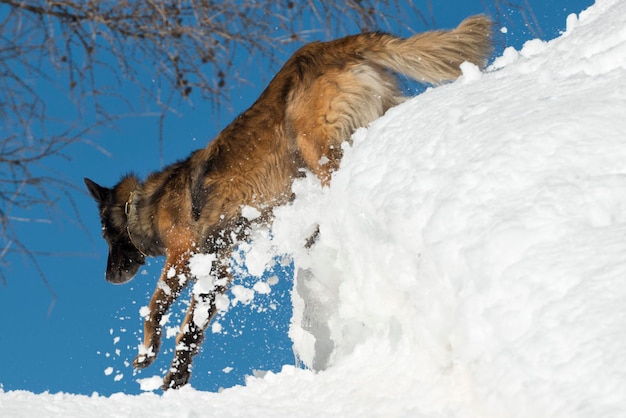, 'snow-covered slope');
2,0,625,416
